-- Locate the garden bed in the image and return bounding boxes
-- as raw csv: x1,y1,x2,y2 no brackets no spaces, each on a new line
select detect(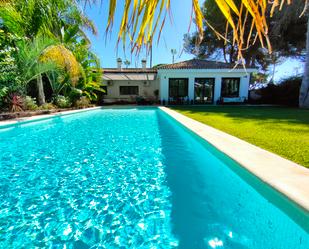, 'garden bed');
0,107,94,121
